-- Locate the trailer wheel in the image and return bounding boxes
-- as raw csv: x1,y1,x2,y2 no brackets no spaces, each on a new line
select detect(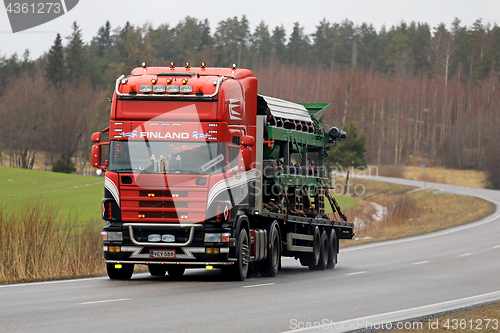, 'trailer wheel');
327,229,338,269
261,222,280,277
311,230,328,270
167,267,185,277
148,265,167,277
224,228,250,281
107,263,134,280
299,226,320,267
